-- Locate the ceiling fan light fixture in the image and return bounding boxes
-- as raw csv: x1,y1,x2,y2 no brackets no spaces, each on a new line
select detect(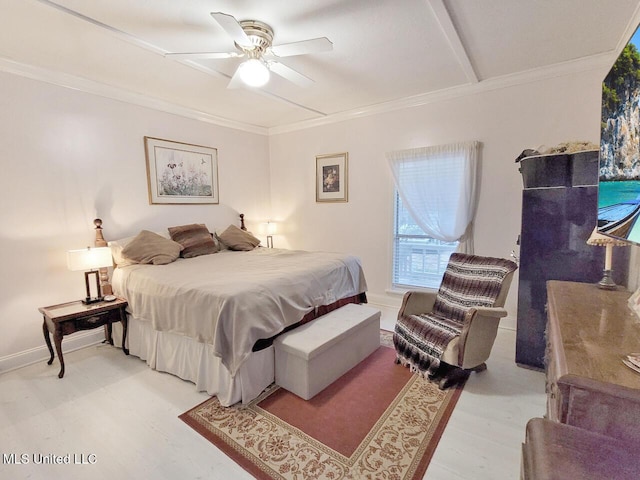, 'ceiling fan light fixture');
238,58,270,87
